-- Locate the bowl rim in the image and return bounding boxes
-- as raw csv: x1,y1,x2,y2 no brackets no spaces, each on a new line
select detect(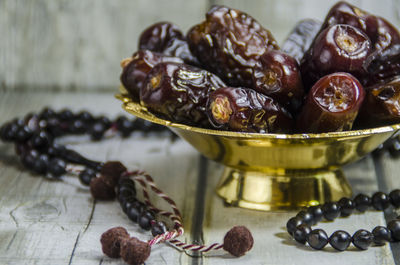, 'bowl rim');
116,92,400,139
